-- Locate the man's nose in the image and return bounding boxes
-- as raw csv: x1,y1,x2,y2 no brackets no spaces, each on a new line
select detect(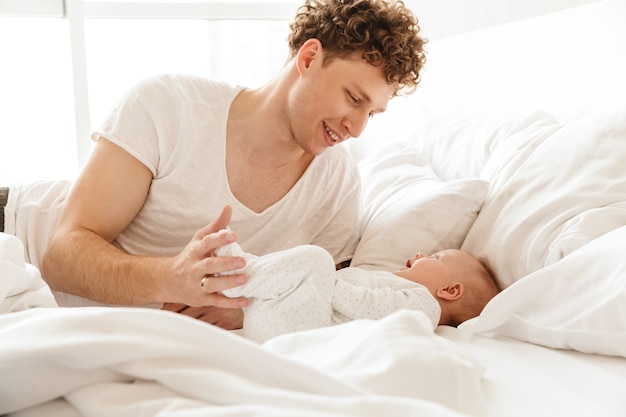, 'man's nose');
342,109,369,138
